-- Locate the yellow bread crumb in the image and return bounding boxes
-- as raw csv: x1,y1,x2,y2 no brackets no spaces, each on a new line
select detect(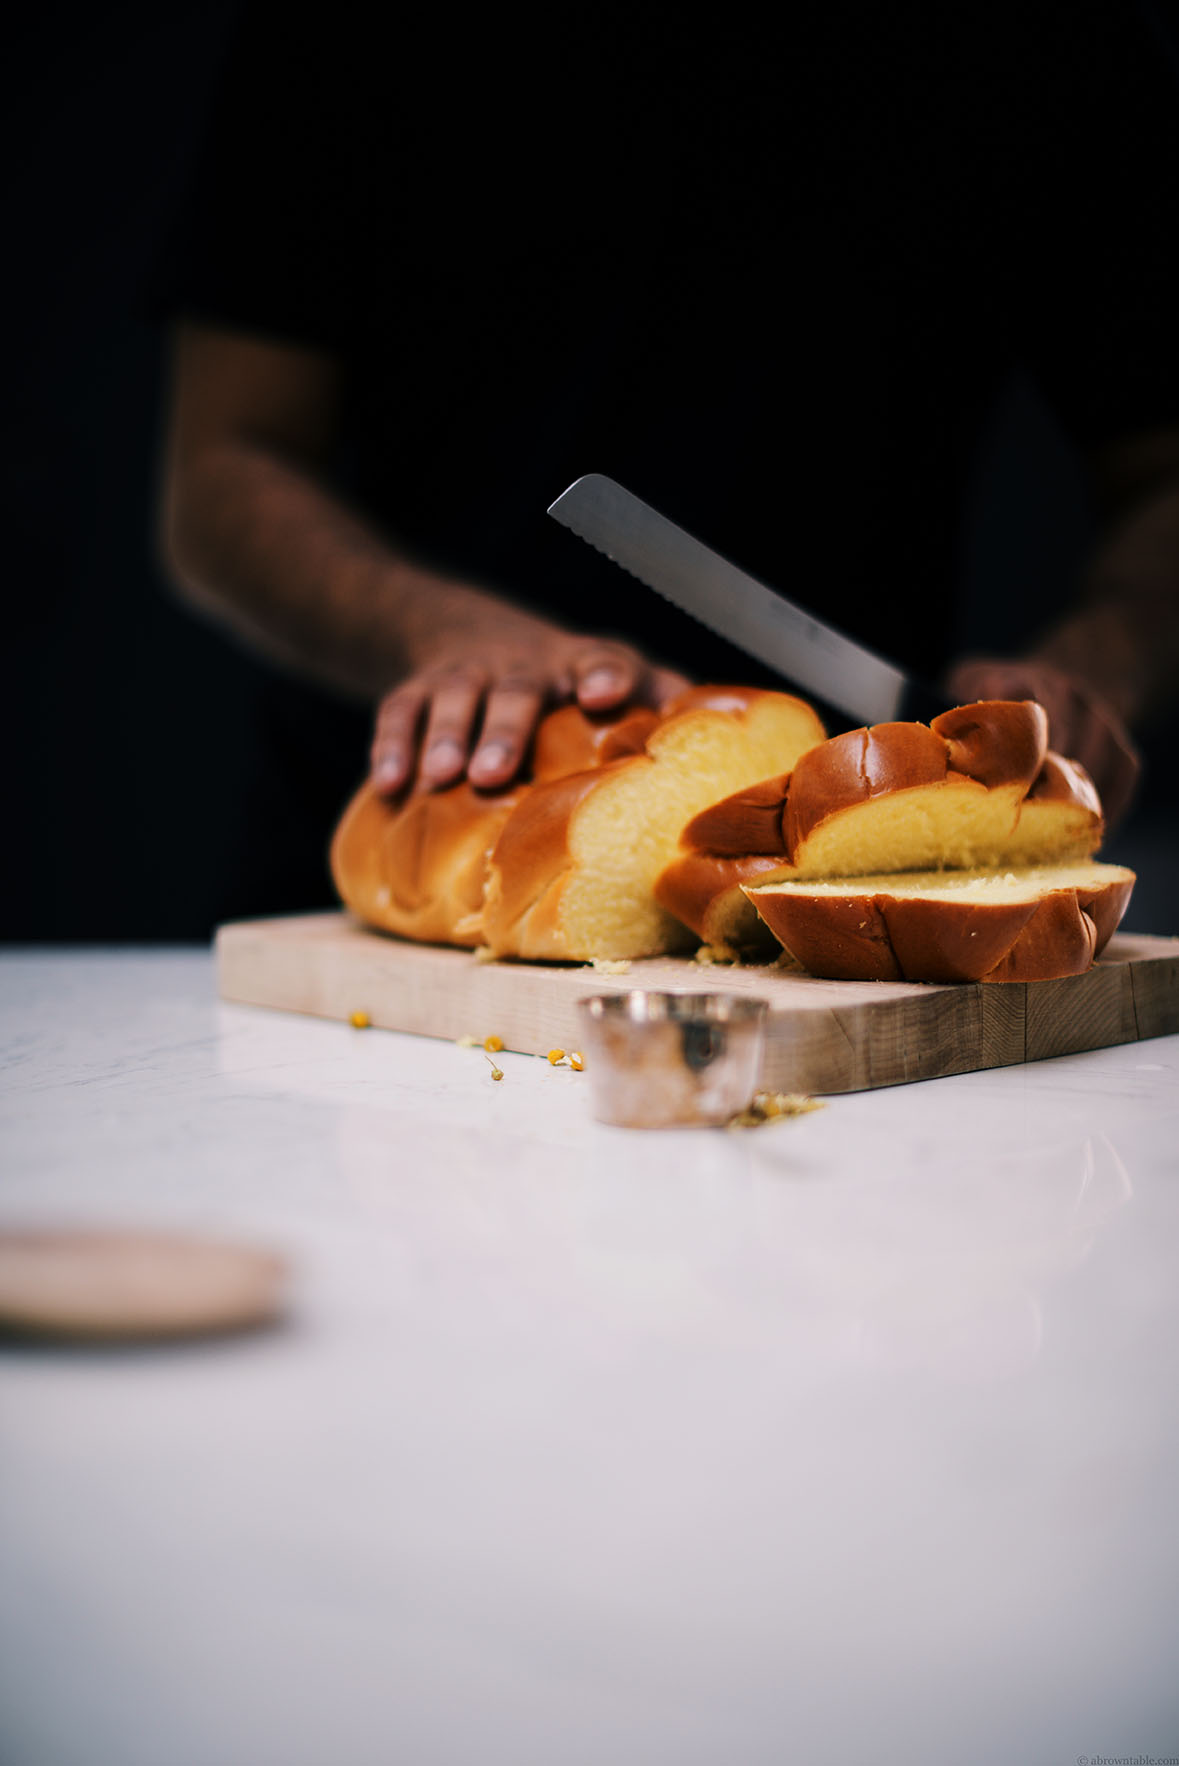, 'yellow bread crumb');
349,1011,370,1029
727,1092,825,1129
484,1035,505,1052
694,943,740,966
